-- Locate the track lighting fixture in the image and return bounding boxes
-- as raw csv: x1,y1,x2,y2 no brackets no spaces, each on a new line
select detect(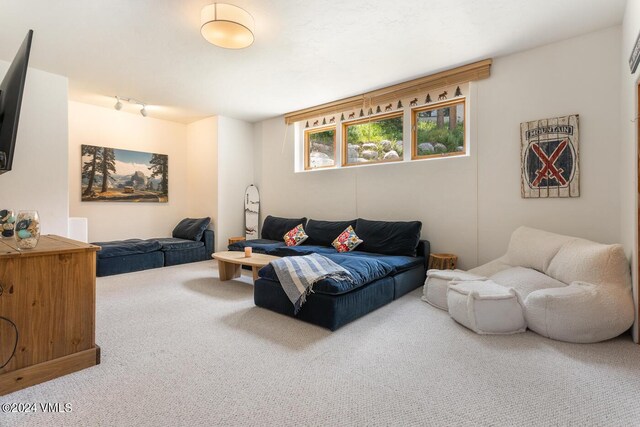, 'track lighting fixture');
113,96,148,117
